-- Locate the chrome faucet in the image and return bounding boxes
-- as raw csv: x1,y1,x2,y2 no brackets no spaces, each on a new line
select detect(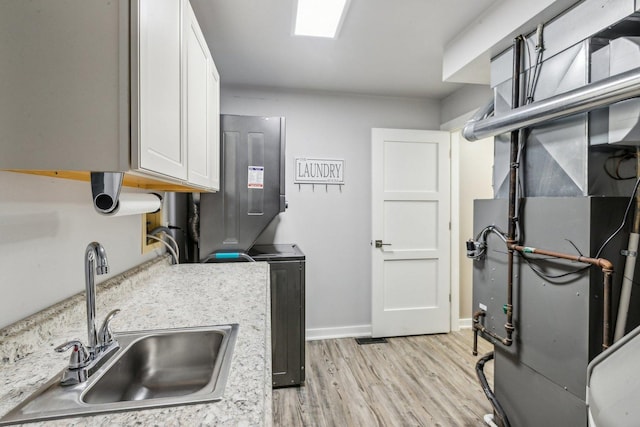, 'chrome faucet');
85,242,108,354
54,242,120,385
